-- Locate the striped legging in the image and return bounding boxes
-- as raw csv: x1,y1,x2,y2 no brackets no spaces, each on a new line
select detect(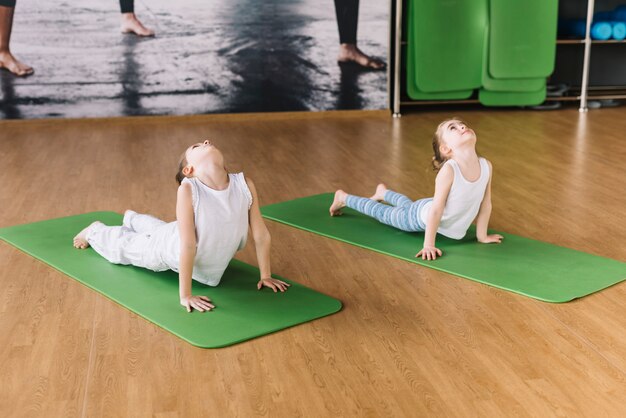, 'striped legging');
345,190,431,232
